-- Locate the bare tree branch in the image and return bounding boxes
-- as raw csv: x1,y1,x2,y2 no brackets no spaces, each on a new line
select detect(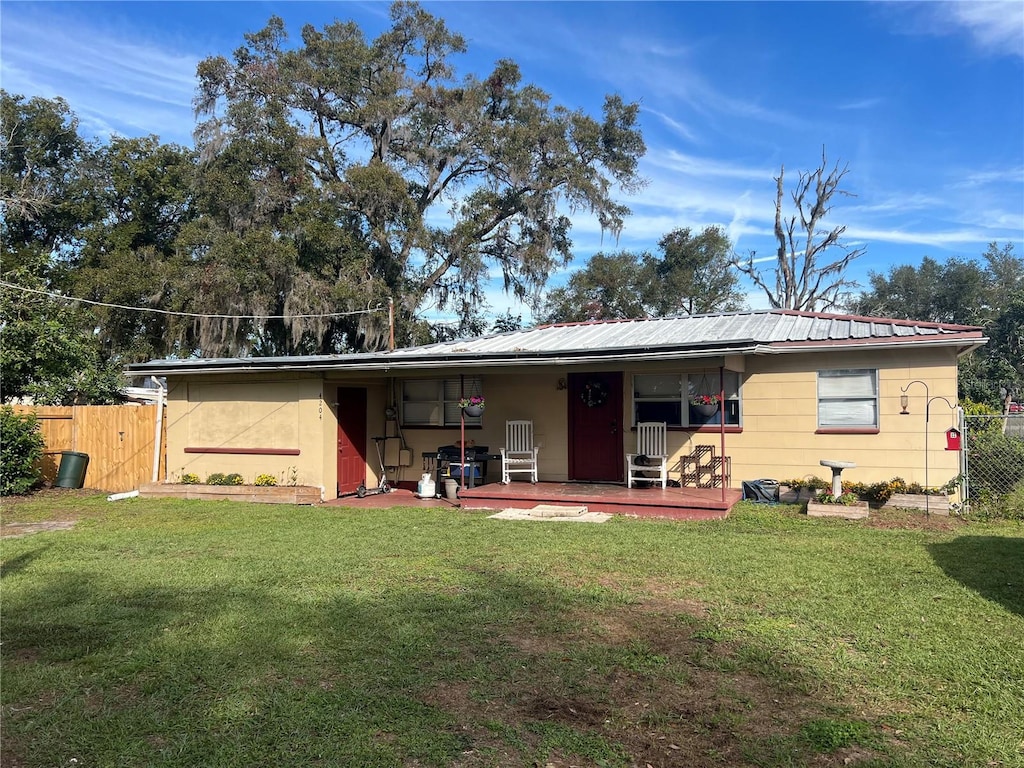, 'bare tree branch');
733,147,864,311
